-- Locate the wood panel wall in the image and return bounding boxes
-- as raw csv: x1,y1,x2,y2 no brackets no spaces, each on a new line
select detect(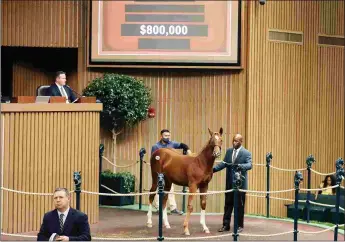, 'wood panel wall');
12,62,79,98
1,107,100,233
1,0,344,222
1,0,81,47
246,0,344,217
